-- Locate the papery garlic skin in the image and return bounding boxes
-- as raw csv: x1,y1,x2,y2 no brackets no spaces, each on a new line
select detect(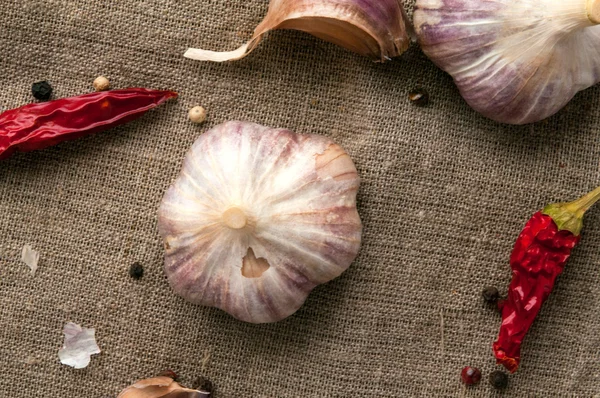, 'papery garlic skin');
118,376,208,398
414,0,600,124
158,121,362,323
21,244,39,275
184,0,411,62
58,322,100,369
